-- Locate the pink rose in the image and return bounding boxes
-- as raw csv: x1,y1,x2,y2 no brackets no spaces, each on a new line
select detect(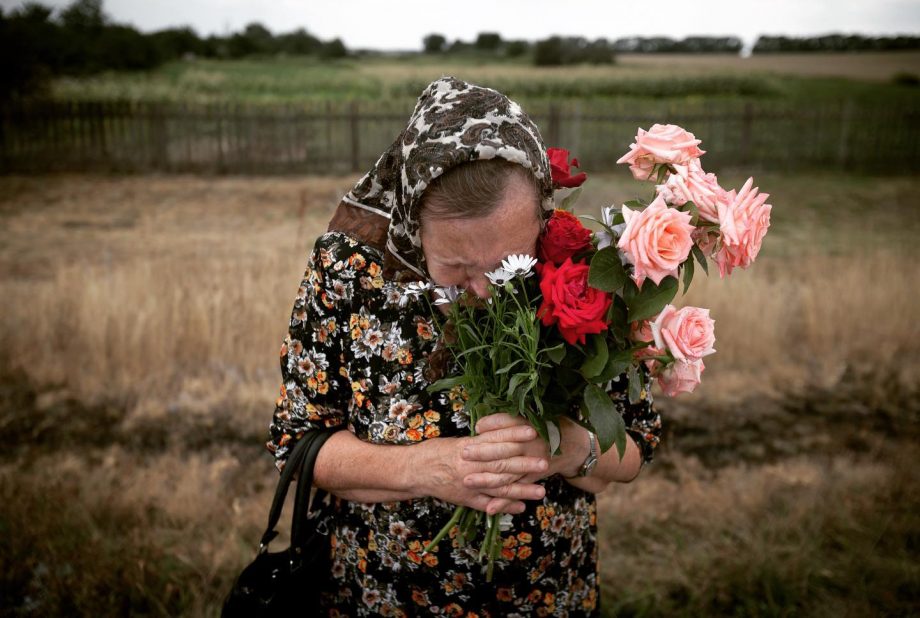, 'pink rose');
617,193,695,288
692,227,717,256
629,319,655,343
649,304,716,363
713,177,772,278
633,345,664,374
616,124,706,182
657,358,705,397
655,159,726,224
